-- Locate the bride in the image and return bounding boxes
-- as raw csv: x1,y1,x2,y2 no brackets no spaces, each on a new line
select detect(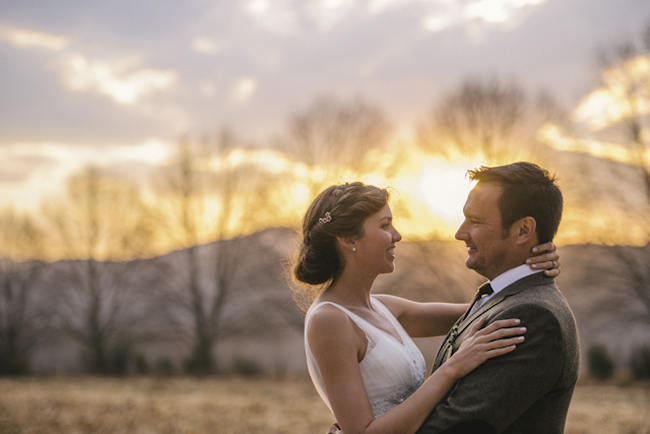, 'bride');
294,182,560,434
